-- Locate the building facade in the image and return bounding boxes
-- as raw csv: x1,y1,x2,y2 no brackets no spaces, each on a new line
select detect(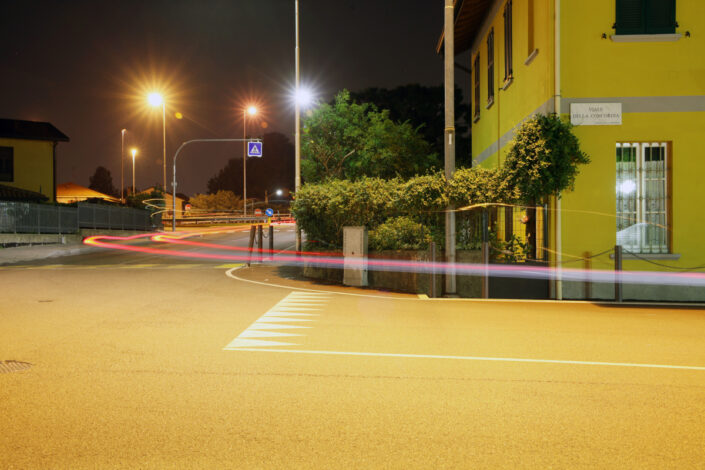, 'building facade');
0,119,69,202
449,0,704,300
